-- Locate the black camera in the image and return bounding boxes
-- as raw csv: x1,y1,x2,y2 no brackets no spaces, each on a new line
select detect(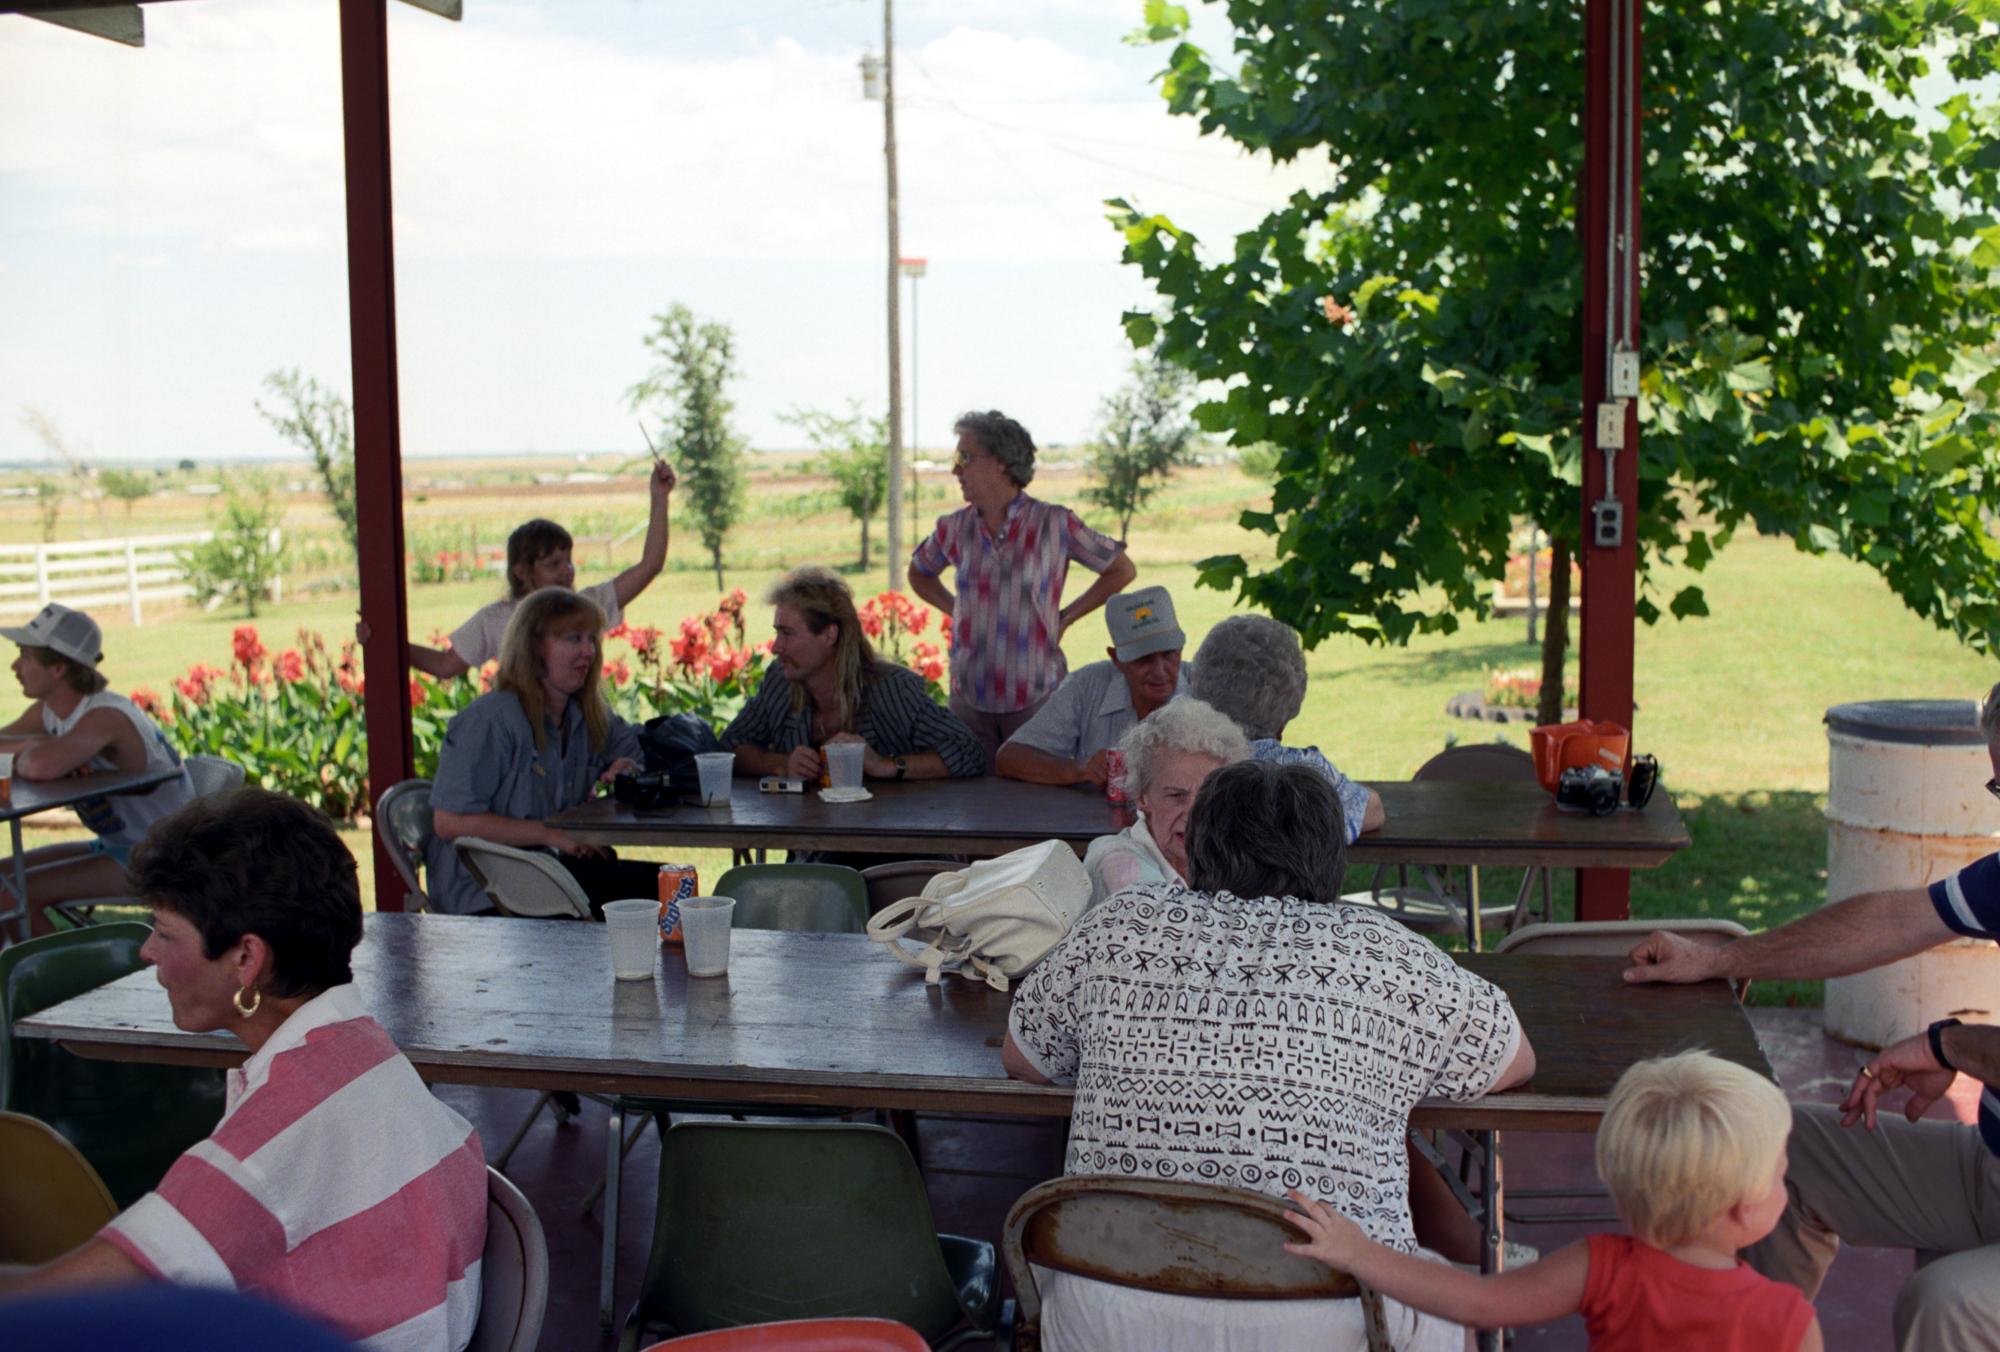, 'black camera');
1554,754,1659,816
613,770,680,811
